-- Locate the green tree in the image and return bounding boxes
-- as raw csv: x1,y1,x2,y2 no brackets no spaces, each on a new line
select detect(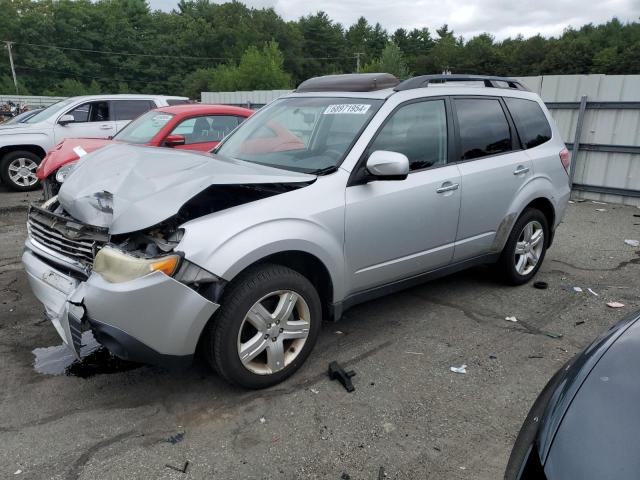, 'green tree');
362,42,410,78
